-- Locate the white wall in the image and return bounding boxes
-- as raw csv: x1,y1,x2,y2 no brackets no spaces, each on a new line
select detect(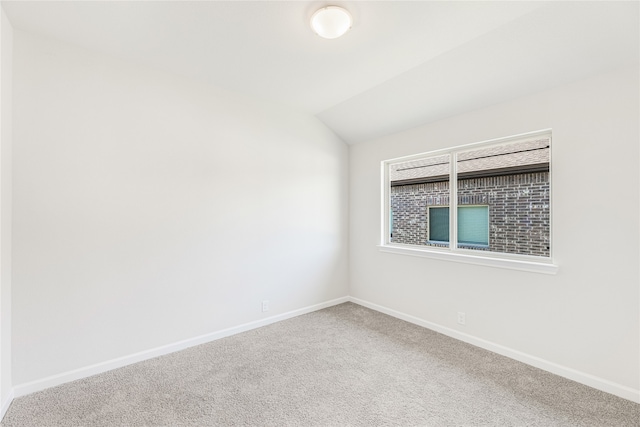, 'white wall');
7,18,638,405
0,5,14,415
12,31,349,385
349,65,640,400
